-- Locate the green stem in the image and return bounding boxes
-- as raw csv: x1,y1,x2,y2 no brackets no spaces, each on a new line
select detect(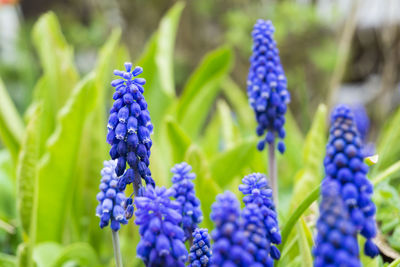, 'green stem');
268,141,278,207
112,230,123,267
